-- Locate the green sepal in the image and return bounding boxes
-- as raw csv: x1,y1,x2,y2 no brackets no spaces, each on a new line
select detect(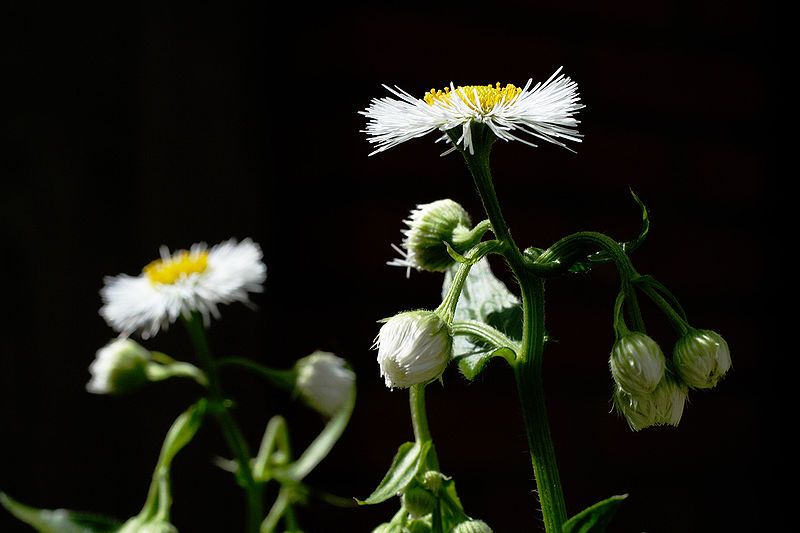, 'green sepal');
442,258,522,381
0,492,121,533
562,494,628,533
358,441,431,505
